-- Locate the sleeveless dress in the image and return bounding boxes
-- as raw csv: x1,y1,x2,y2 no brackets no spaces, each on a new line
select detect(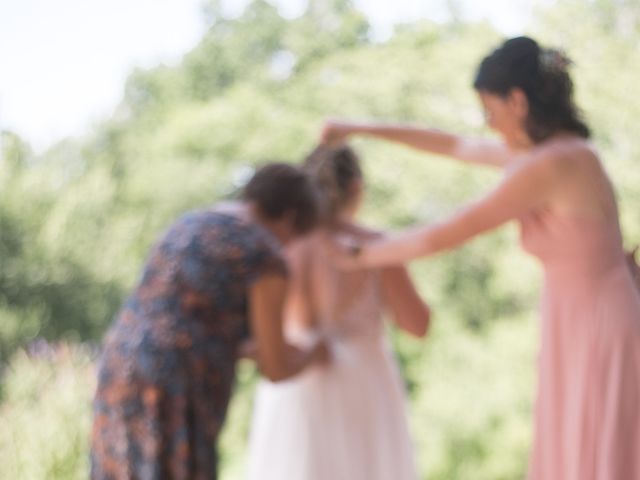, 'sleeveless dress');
246,233,418,480
91,210,286,480
521,208,640,480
